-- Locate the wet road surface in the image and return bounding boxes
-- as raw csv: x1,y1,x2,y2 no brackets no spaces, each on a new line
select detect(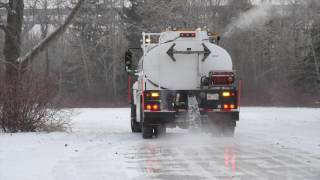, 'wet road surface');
49,108,320,180
119,132,320,180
